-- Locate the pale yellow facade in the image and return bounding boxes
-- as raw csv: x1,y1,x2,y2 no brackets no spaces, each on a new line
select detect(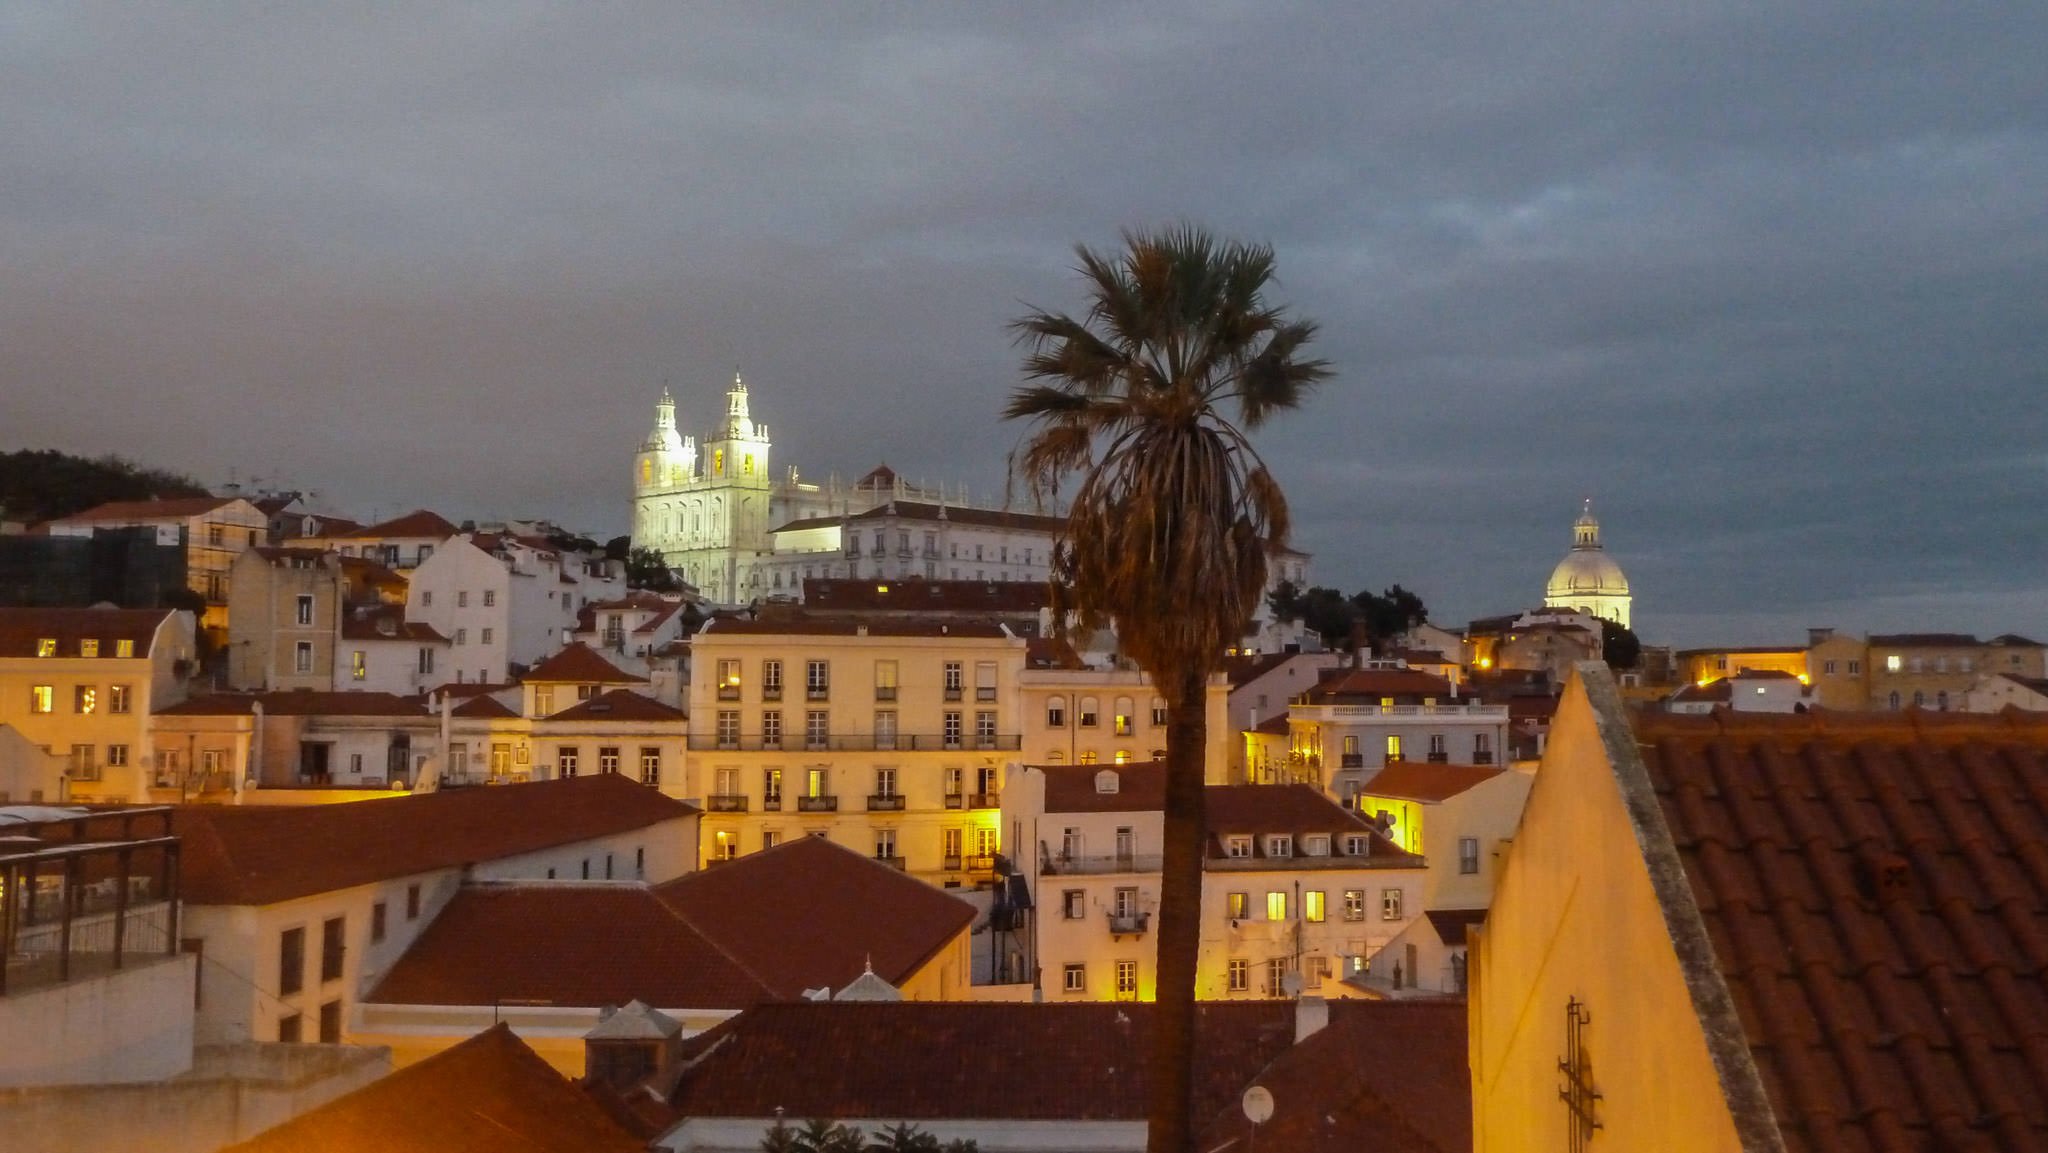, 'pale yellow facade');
1016,666,1228,779
0,613,194,803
